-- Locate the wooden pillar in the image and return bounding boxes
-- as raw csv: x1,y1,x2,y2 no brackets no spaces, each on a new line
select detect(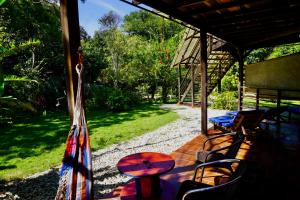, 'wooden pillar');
217,64,222,93
200,29,208,135
256,88,260,110
60,0,81,121
238,49,244,111
276,90,281,133
178,65,181,102
191,64,195,107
